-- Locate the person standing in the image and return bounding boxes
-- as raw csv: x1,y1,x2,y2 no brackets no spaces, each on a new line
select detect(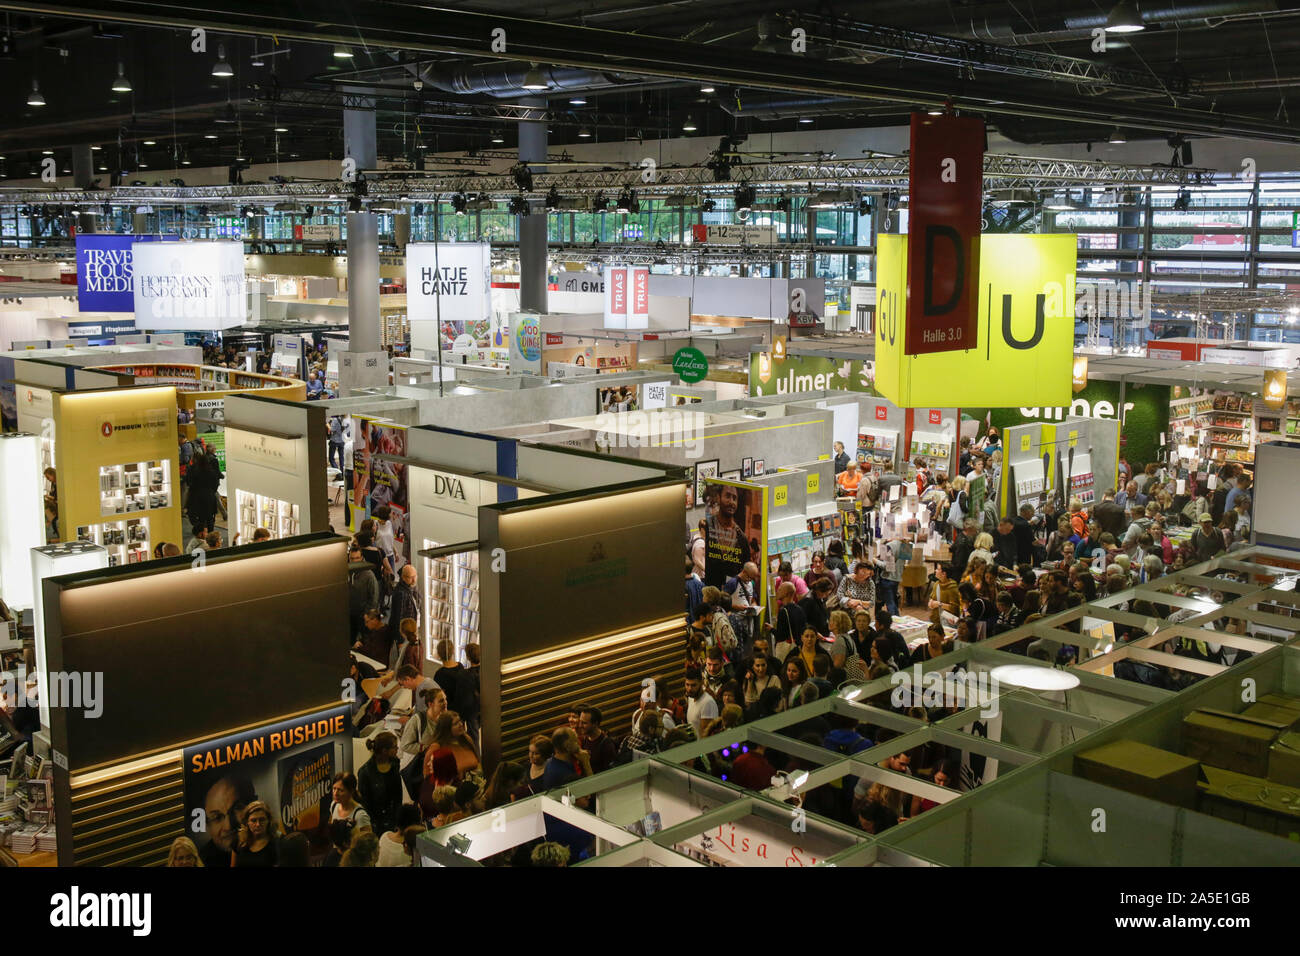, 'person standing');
231,800,281,868
357,731,403,835
388,564,421,630
328,415,347,473
833,441,850,475
186,446,222,539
